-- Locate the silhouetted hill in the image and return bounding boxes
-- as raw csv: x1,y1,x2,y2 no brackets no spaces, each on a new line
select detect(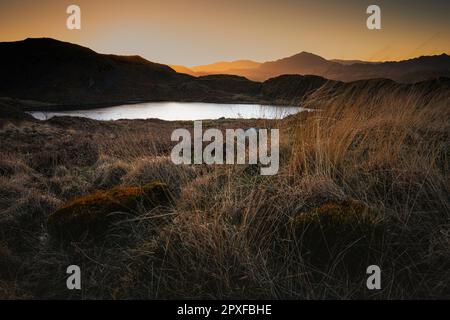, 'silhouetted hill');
0,101,30,120
261,74,331,105
0,38,194,105
0,38,448,112
169,64,197,76
259,52,336,78
0,38,334,107
196,74,261,95
256,53,450,82
324,54,450,83
183,52,338,81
